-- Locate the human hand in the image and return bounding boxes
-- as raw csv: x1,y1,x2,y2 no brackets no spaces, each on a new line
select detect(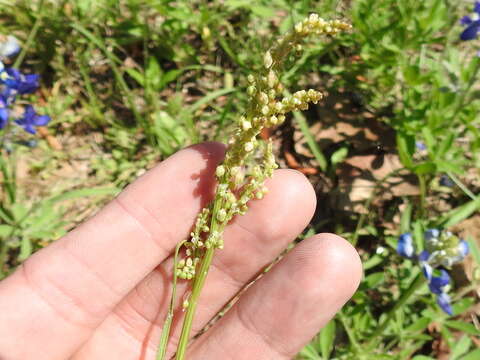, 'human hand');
0,142,362,360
